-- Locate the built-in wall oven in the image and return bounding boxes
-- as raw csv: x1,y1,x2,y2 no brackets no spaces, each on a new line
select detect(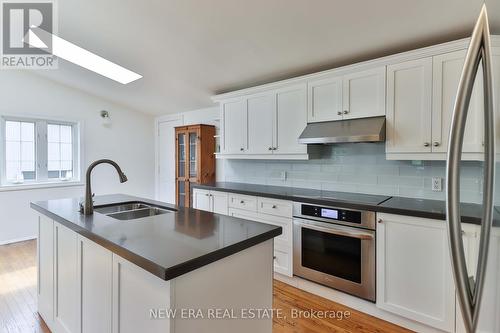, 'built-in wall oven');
293,202,376,302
